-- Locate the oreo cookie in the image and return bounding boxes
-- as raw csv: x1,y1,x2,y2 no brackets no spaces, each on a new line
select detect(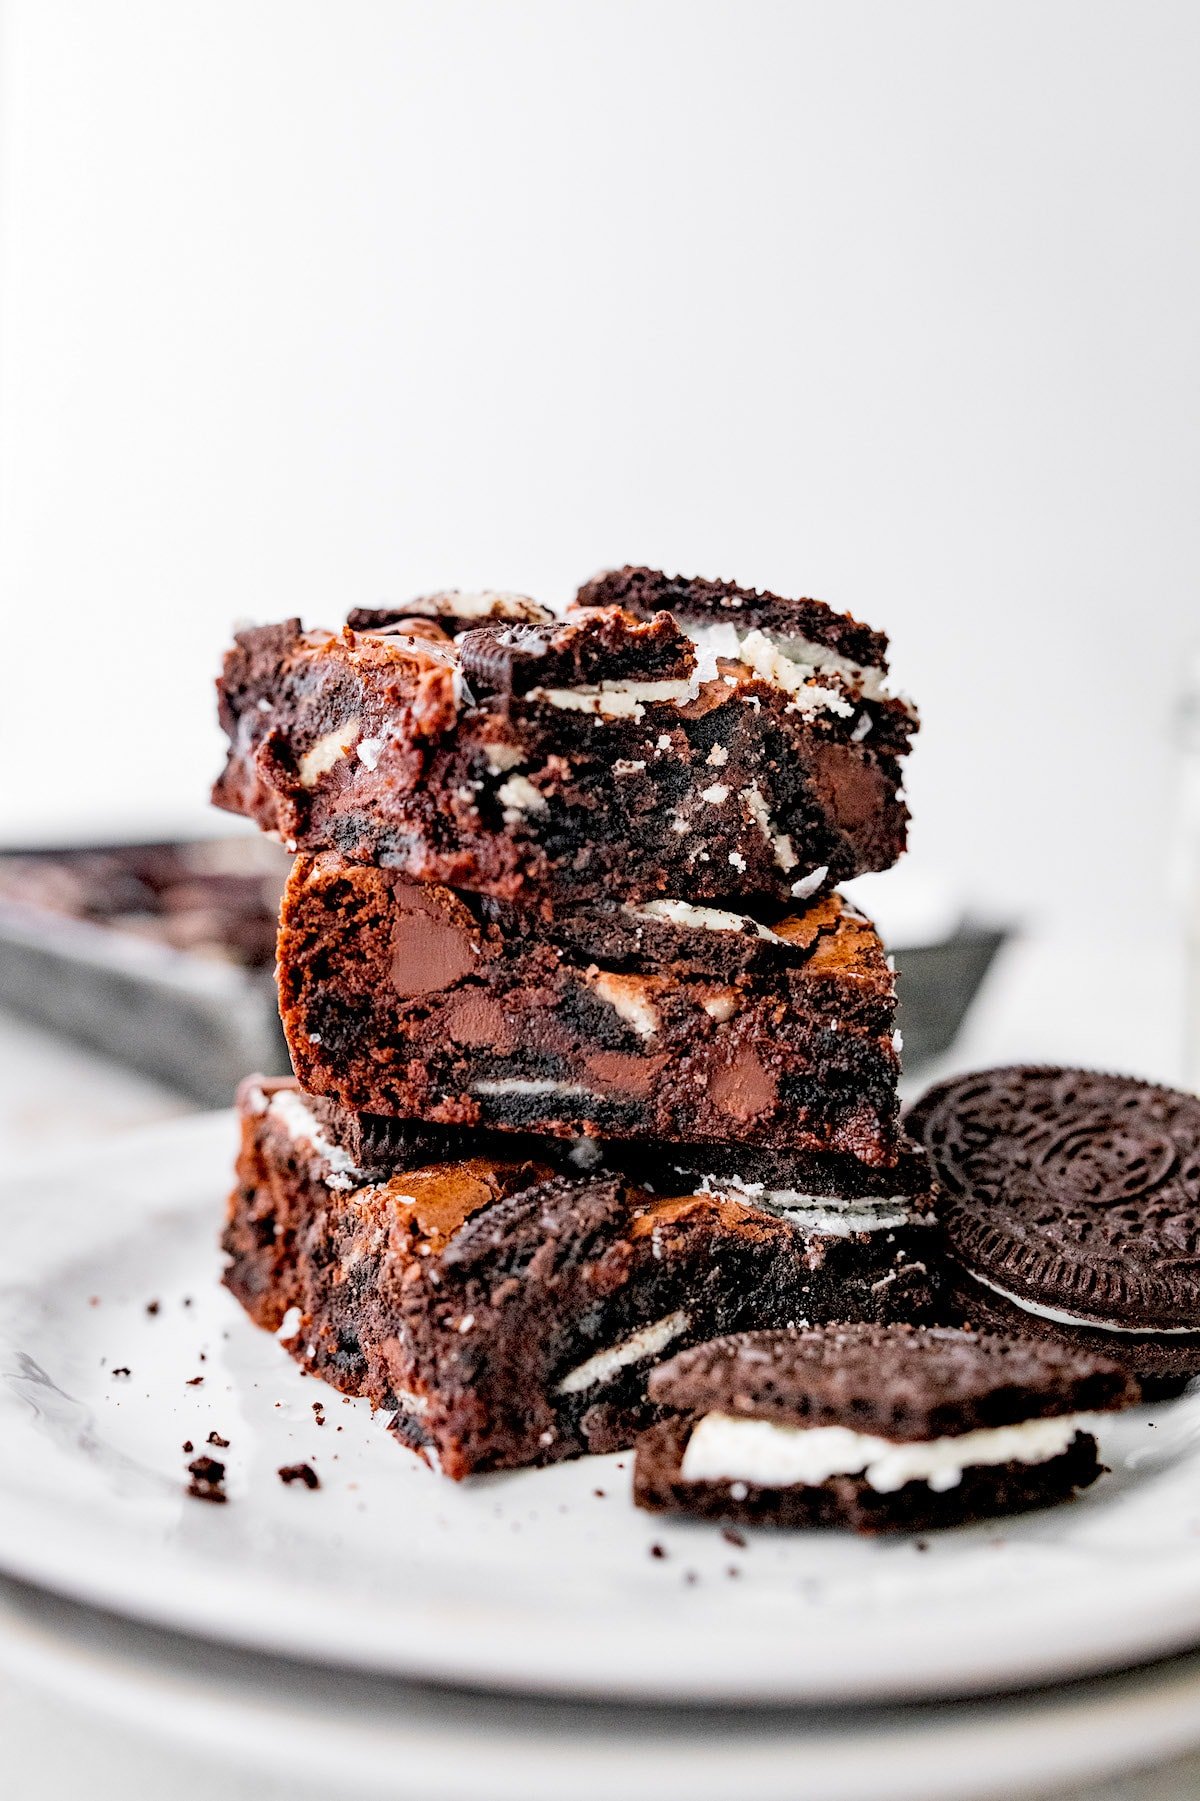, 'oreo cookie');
907,1066,1200,1392
633,1324,1136,1533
